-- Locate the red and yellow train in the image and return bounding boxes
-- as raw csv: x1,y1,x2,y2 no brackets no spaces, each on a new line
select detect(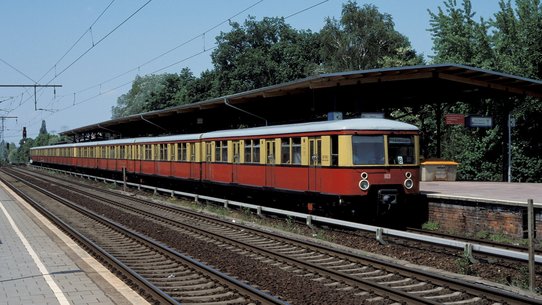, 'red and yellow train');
31,118,420,218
